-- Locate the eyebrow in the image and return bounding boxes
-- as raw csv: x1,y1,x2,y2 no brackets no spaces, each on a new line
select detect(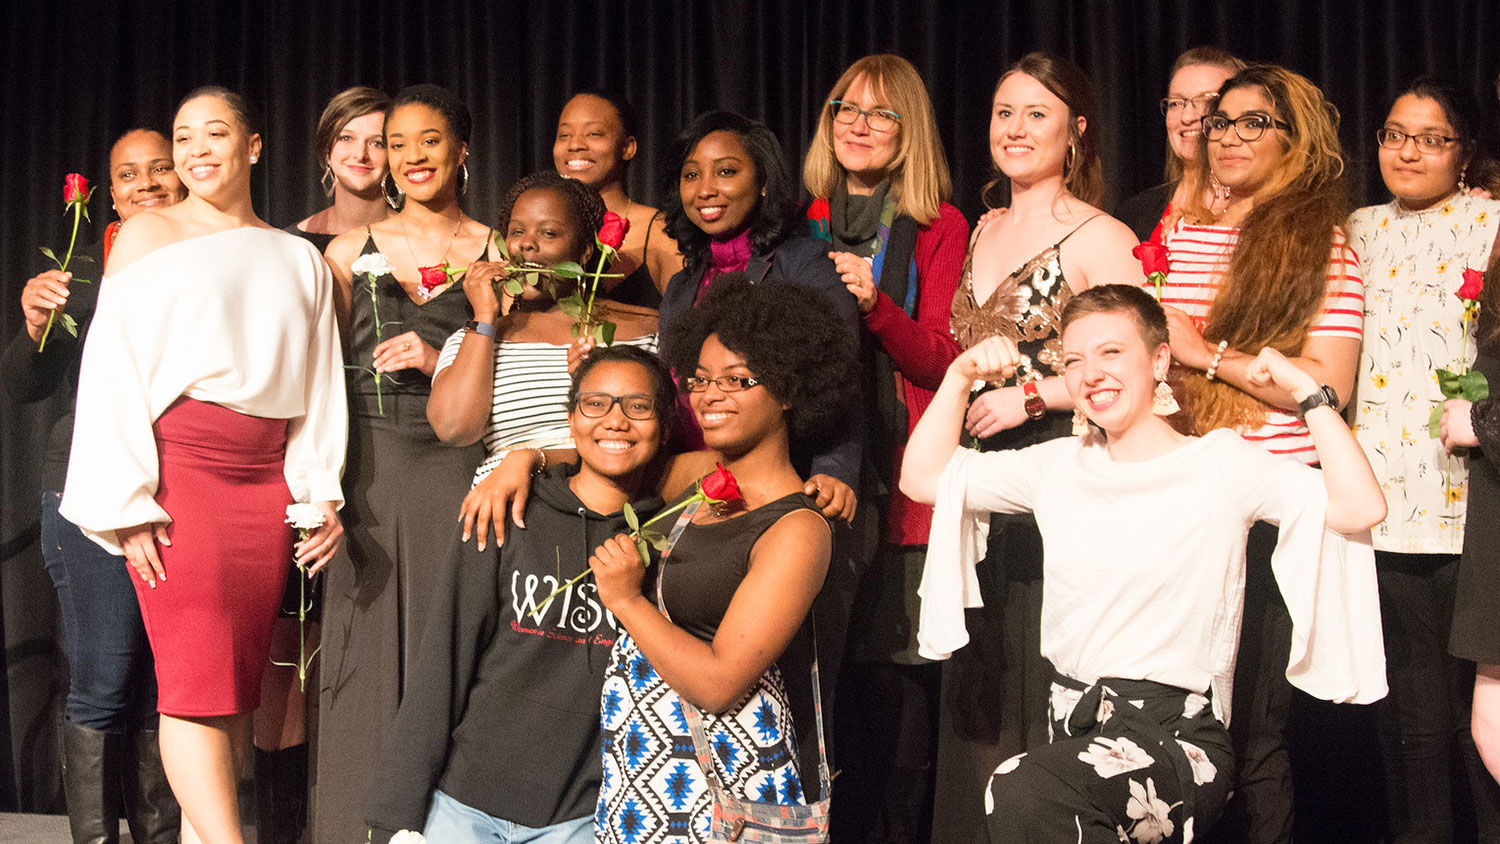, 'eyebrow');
385,128,442,138
173,118,232,132
1384,120,1452,133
